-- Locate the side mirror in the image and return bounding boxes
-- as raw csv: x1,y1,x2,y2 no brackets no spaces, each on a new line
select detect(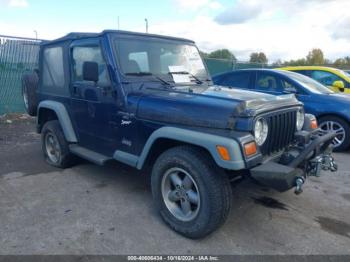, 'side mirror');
83,61,99,82
333,80,345,89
